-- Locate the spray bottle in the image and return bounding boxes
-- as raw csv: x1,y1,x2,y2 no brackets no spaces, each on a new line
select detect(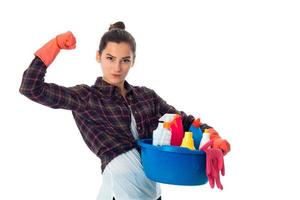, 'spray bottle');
170,114,184,146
